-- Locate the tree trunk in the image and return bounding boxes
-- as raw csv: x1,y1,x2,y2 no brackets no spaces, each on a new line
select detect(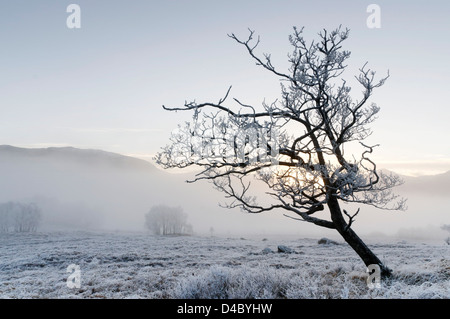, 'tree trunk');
328,198,392,278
